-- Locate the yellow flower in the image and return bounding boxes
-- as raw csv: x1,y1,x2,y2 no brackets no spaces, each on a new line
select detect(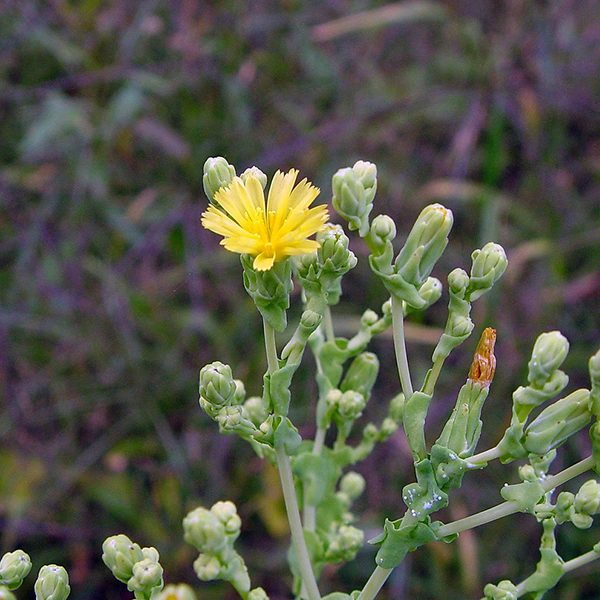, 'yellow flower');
201,169,329,271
